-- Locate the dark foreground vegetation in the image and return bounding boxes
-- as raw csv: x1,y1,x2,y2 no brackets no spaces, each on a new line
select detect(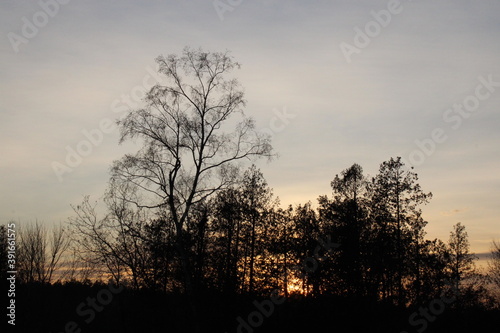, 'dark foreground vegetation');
2,48,499,332
3,159,500,332
7,280,500,332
